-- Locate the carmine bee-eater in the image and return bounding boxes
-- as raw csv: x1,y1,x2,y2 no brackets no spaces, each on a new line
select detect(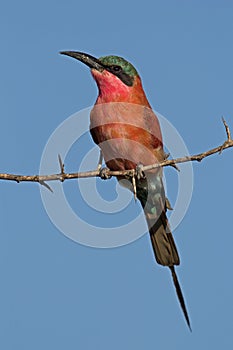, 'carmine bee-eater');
60,51,191,330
